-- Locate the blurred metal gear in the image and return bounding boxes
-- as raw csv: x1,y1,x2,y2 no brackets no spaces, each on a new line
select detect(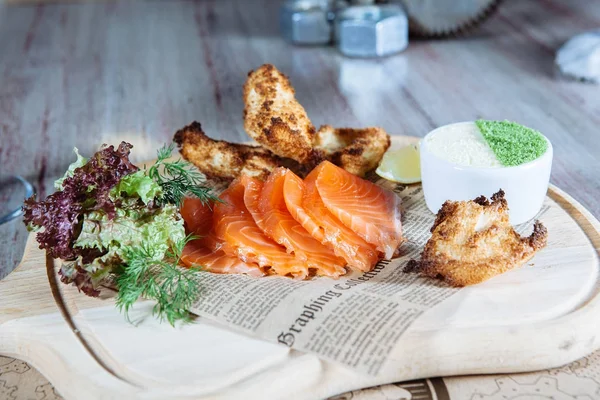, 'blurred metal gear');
386,0,504,38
